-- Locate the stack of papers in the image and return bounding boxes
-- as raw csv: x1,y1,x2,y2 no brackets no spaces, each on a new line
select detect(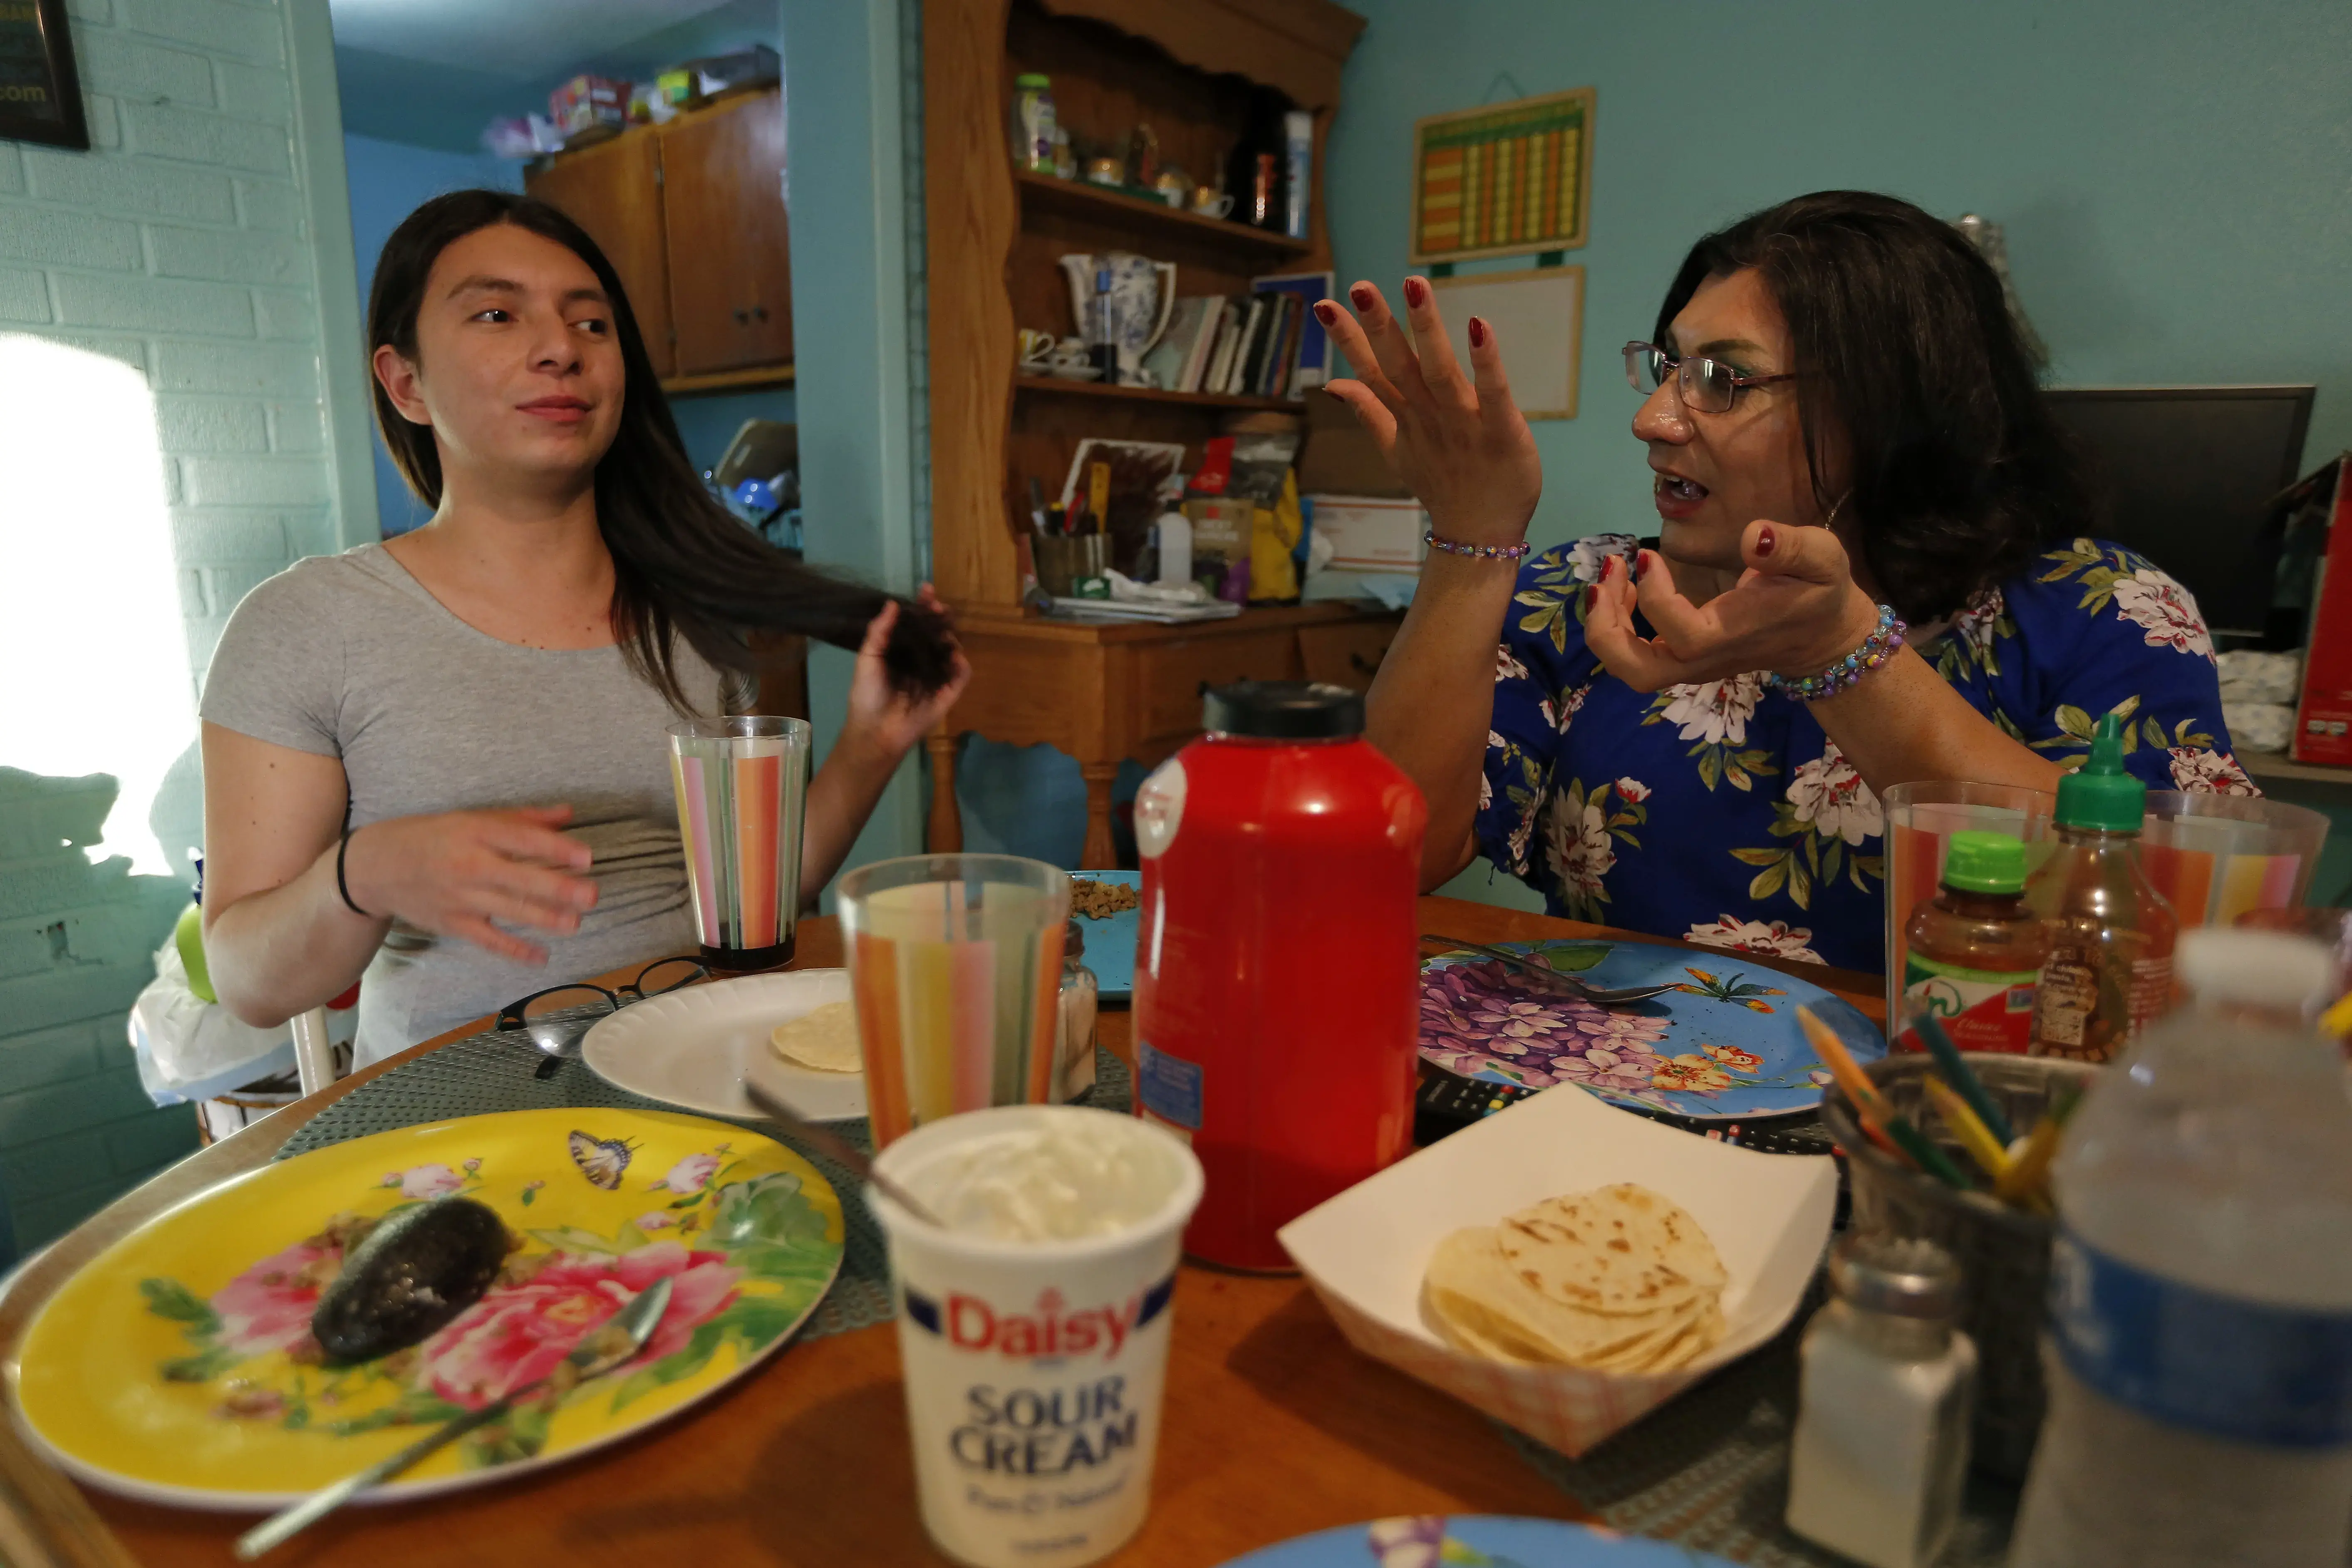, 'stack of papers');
1047,597,1243,623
